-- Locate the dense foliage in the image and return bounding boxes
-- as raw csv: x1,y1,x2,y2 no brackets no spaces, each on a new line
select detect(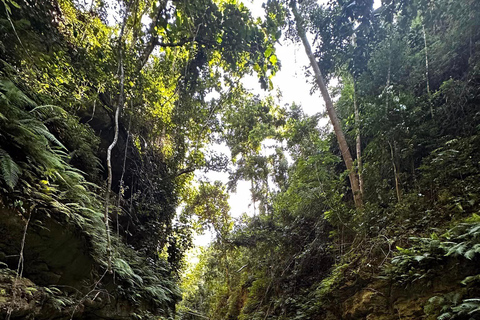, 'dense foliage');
0,0,479,319
0,0,278,318
177,0,480,320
